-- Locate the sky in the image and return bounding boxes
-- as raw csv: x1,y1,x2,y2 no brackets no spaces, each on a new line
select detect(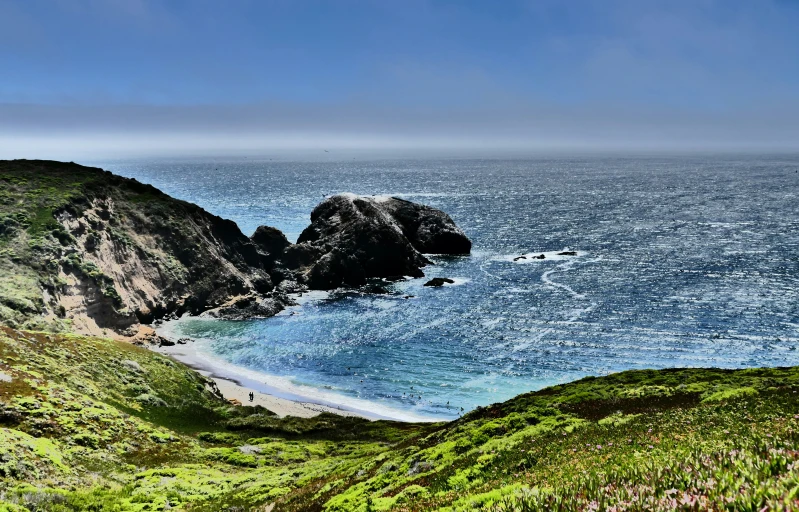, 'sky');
1,0,799,158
